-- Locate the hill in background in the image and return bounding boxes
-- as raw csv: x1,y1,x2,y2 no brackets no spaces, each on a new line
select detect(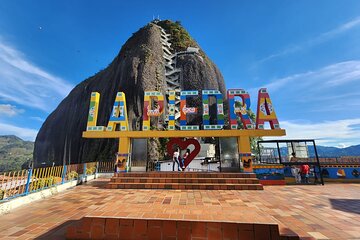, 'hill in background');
278,144,360,158
0,135,33,172
312,145,360,157
0,134,358,173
